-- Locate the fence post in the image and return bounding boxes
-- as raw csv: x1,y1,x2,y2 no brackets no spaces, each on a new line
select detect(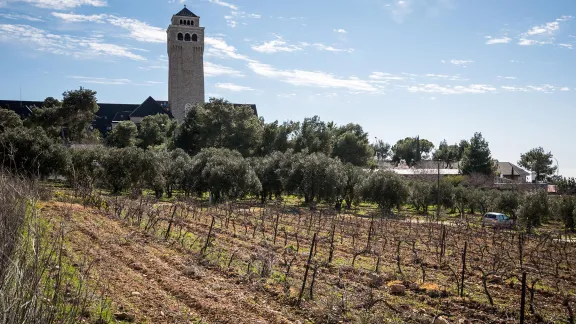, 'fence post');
328,222,336,264
298,232,317,306
460,241,467,297
520,271,527,324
